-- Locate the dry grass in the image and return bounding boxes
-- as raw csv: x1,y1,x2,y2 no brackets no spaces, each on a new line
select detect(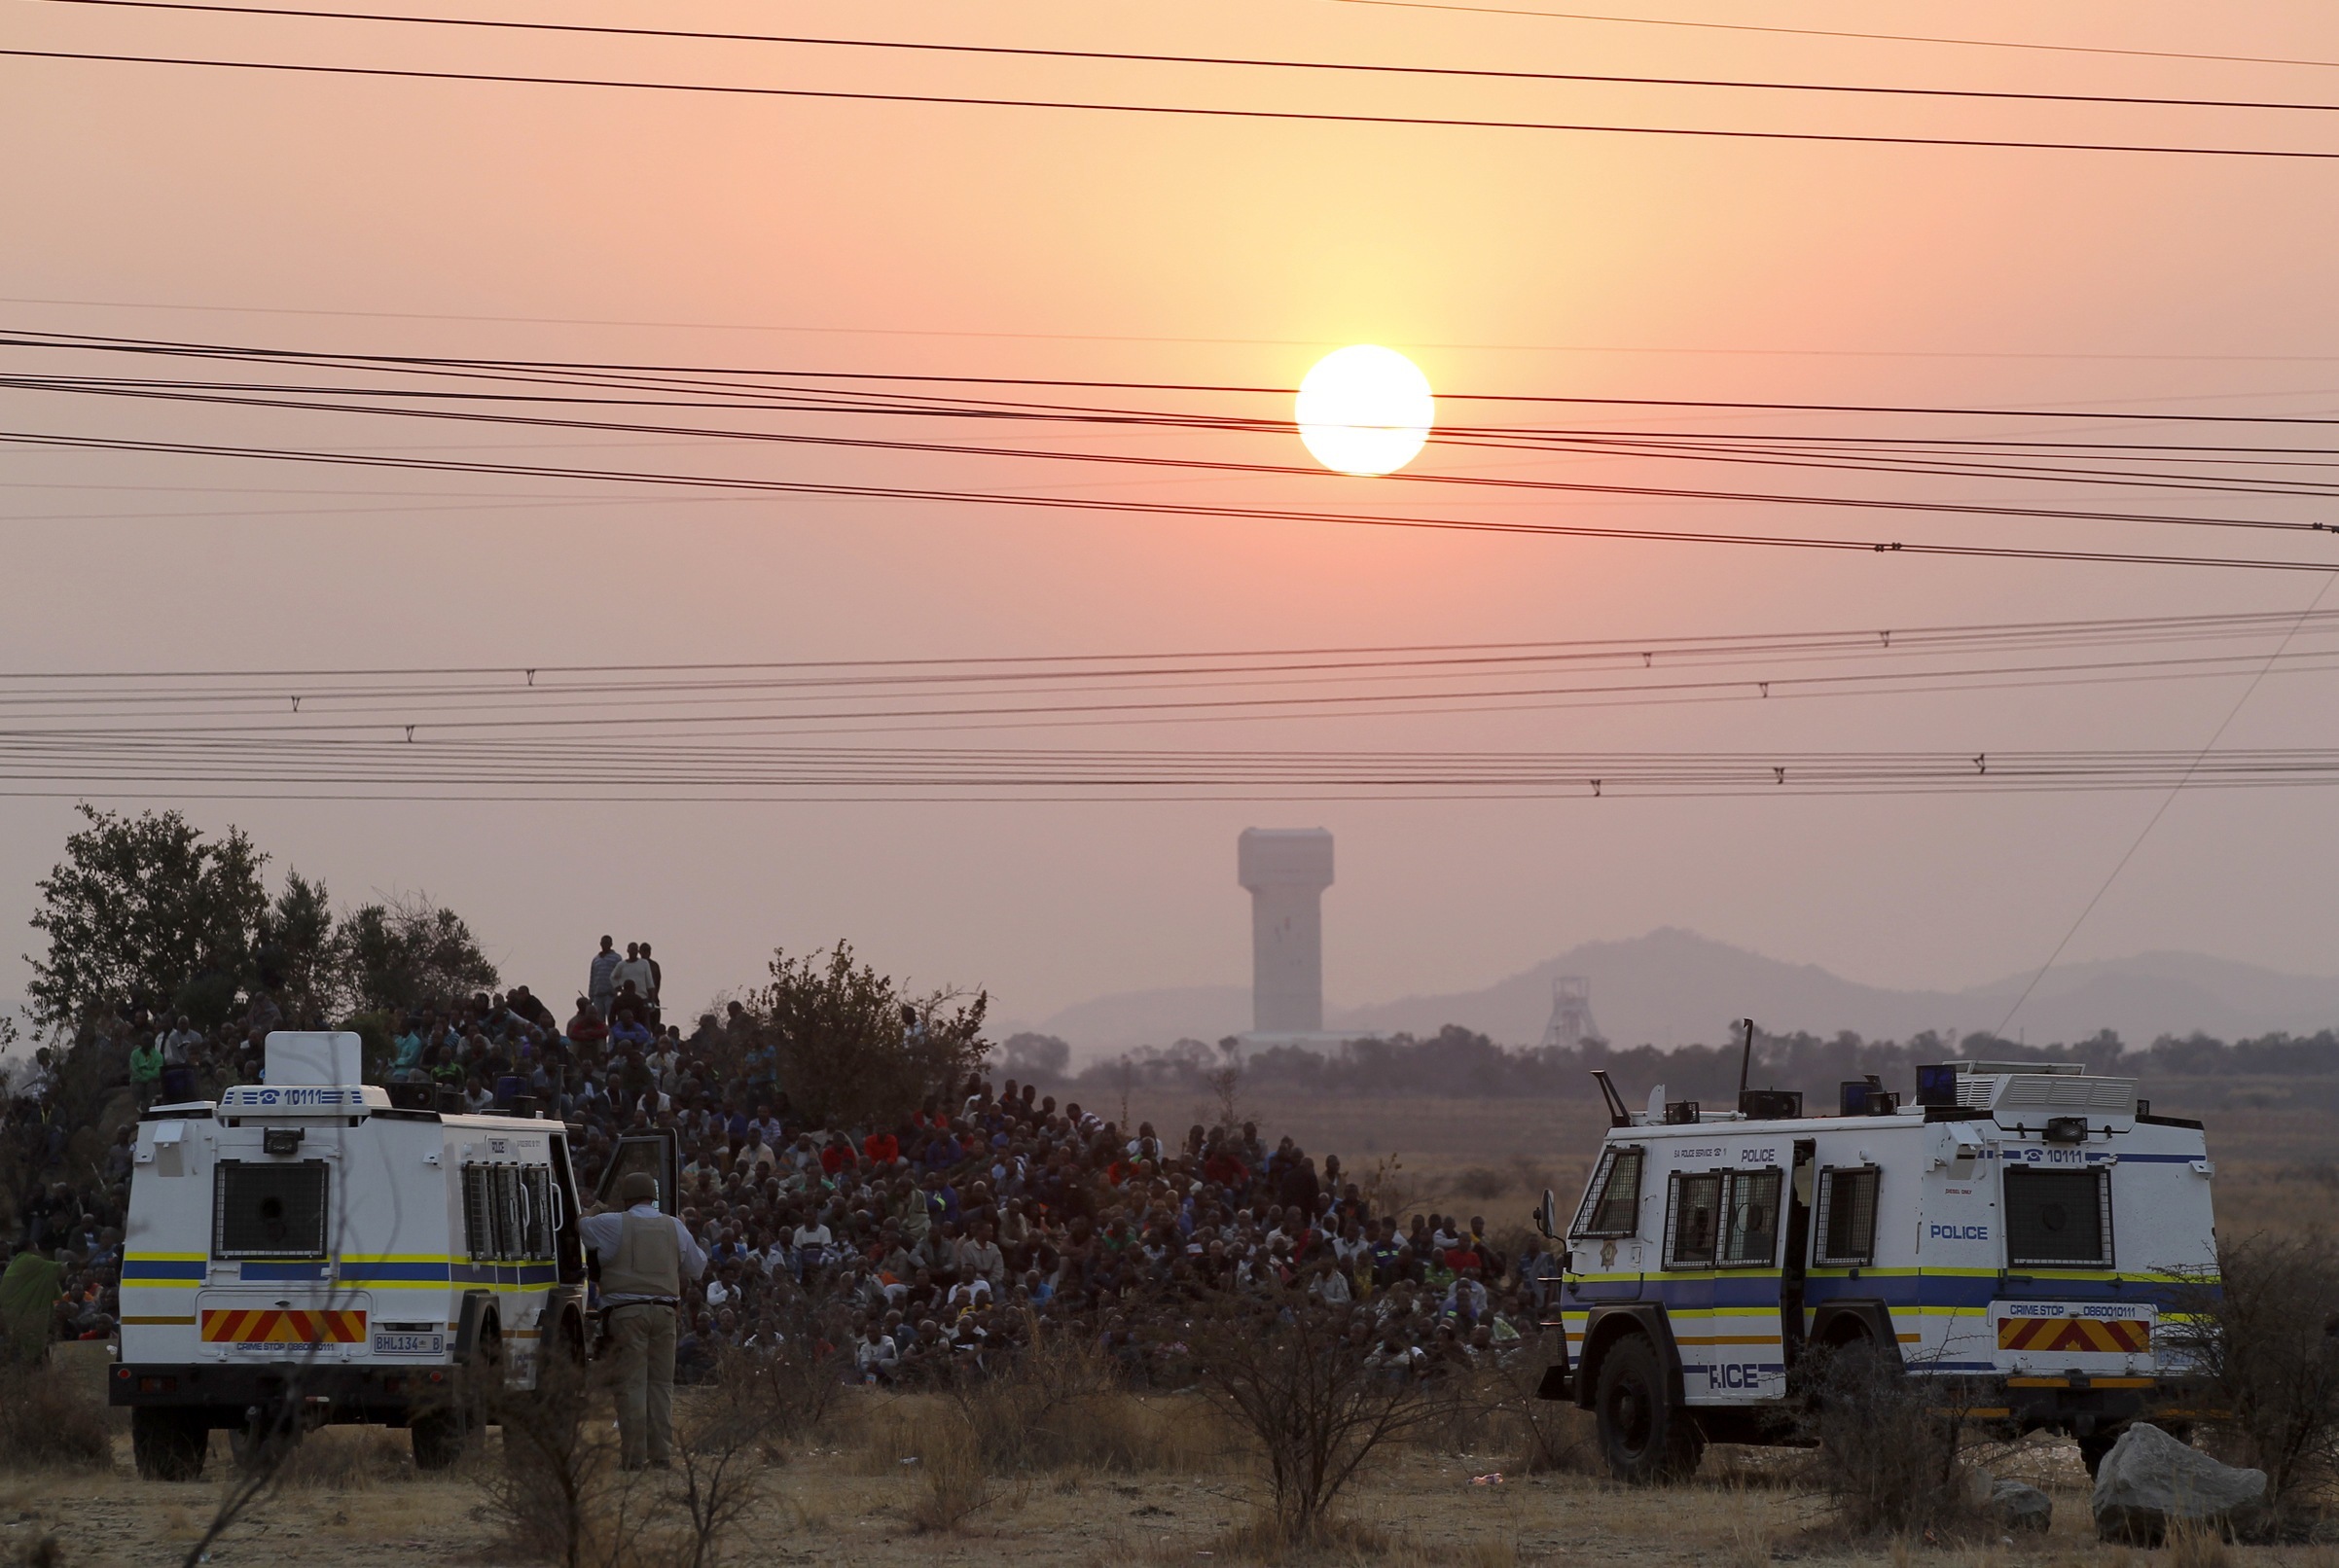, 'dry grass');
2163,1517,2239,1568
272,1425,414,1489
903,1416,994,1533
0,1362,113,1473
849,1388,1220,1479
